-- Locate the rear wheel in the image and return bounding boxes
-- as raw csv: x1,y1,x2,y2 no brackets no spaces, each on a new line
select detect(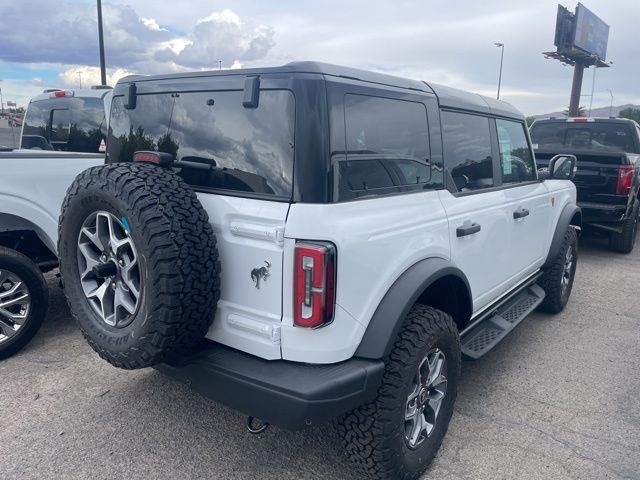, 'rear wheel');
610,201,639,254
0,247,48,360
338,304,460,480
